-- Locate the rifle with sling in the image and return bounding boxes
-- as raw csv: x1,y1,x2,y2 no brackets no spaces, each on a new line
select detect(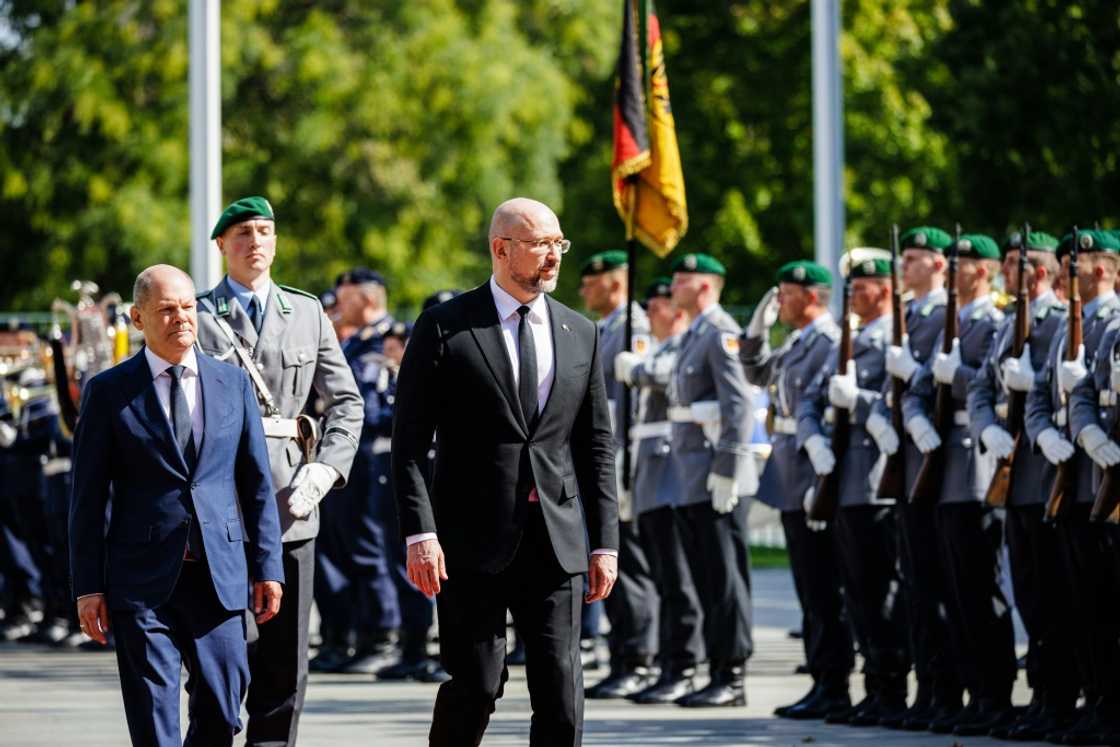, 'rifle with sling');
877,224,908,500
1045,226,1082,521
806,273,852,522
909,224,961,505
985,223,1032,507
